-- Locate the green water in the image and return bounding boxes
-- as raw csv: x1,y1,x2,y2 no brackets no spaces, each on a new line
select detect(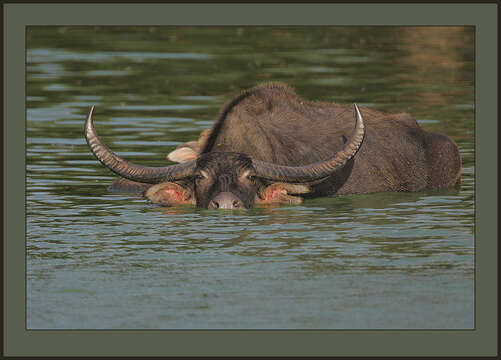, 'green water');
27,26,474,329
